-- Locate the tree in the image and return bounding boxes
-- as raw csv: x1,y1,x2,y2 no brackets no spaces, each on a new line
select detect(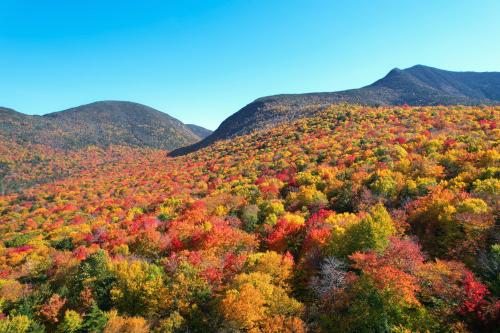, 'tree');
0,315,32,333
287,186,328,211
0,161,11,196
39,294,66,324
69,250,116,310
369,169,403,201
220,272,304,332
266,213,305,254
327,204,396,258
318,273,435,333
241,204,260,232
408,188,494,259
478,244,500,295
416,259,499,328
57,310,83,333
348,203,396,253
309,256,348,298
164,261,212,331
103,310,149,333
258,200,285,226
110,260,168,317
82,303,109,333
245,251,294,287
